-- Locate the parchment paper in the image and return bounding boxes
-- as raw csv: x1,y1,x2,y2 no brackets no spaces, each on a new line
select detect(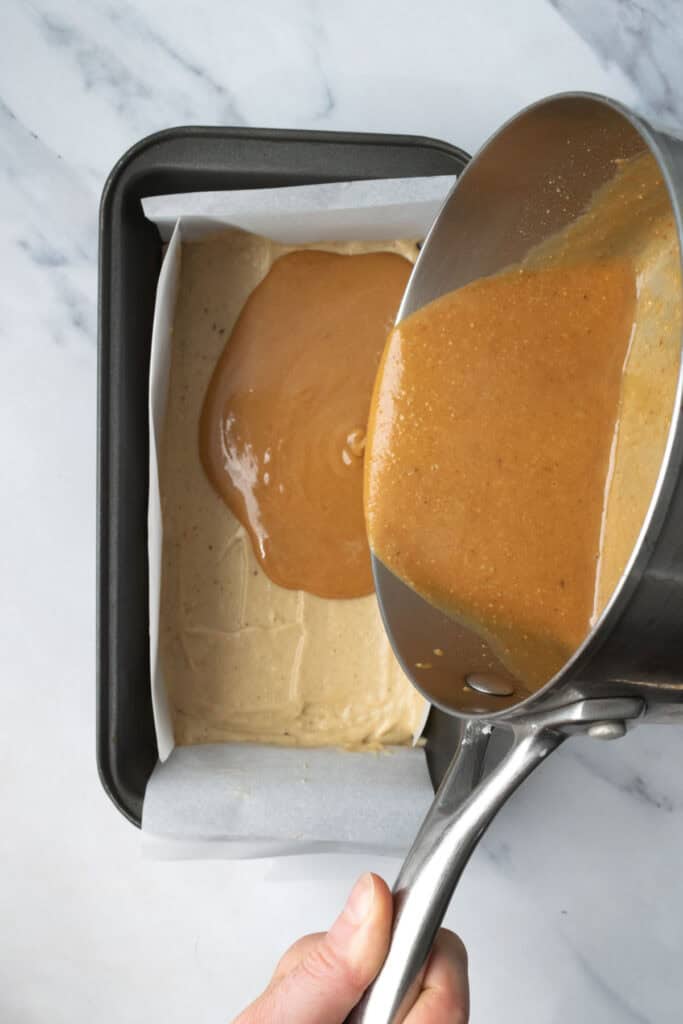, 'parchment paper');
141,175,457,855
